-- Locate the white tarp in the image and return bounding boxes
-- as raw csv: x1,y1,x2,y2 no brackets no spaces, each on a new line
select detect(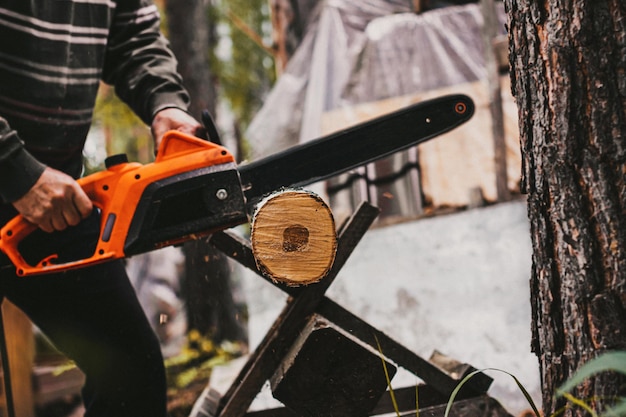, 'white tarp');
245,1,506,159
246,0,413,159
